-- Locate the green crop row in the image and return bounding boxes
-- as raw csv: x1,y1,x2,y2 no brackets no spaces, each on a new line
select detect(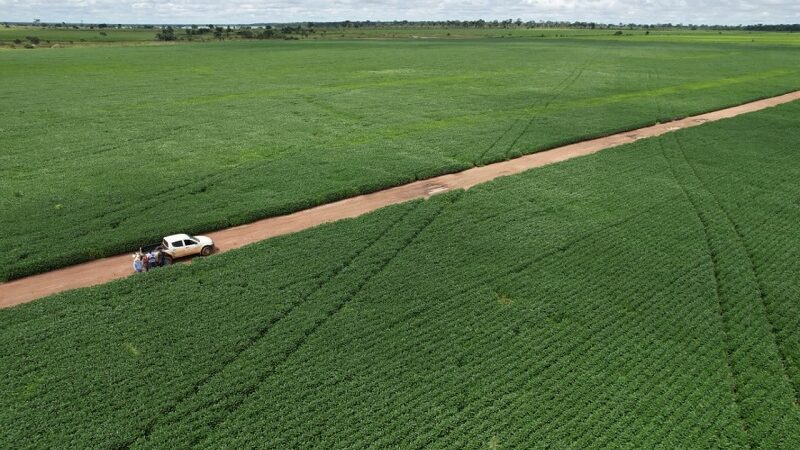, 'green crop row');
3,101,800,448
2,37,800,281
